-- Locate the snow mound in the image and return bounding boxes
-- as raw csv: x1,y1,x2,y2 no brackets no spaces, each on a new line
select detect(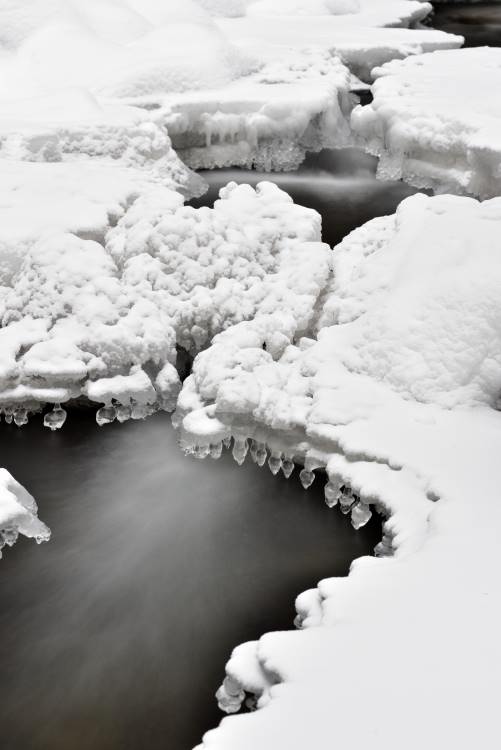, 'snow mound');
0,469,50,559
0,181,329,426
176,192,501,750
0,0,252,100
352,47,501,199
